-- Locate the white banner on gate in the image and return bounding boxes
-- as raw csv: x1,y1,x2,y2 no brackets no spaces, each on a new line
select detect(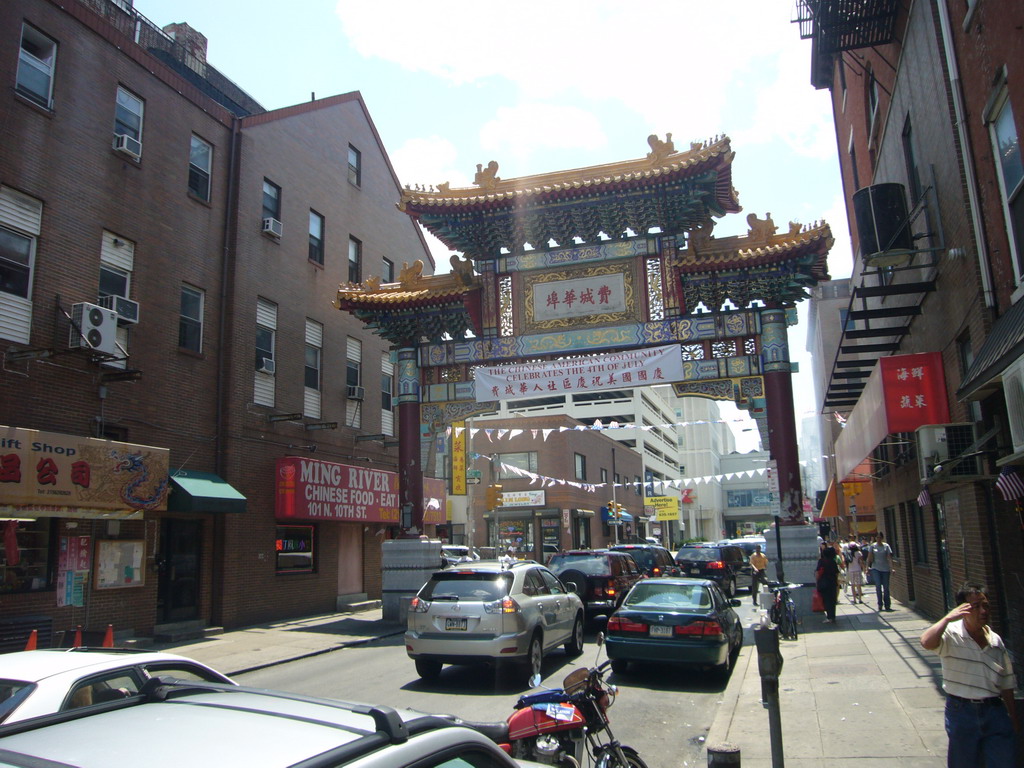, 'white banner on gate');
474,344,684,403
